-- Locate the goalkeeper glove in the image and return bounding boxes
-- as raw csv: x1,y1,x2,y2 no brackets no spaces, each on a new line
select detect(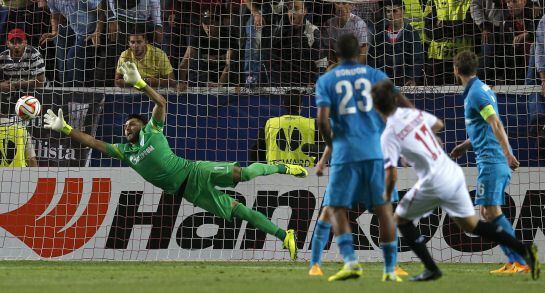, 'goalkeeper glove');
119,61,147,90
44,108,73,135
